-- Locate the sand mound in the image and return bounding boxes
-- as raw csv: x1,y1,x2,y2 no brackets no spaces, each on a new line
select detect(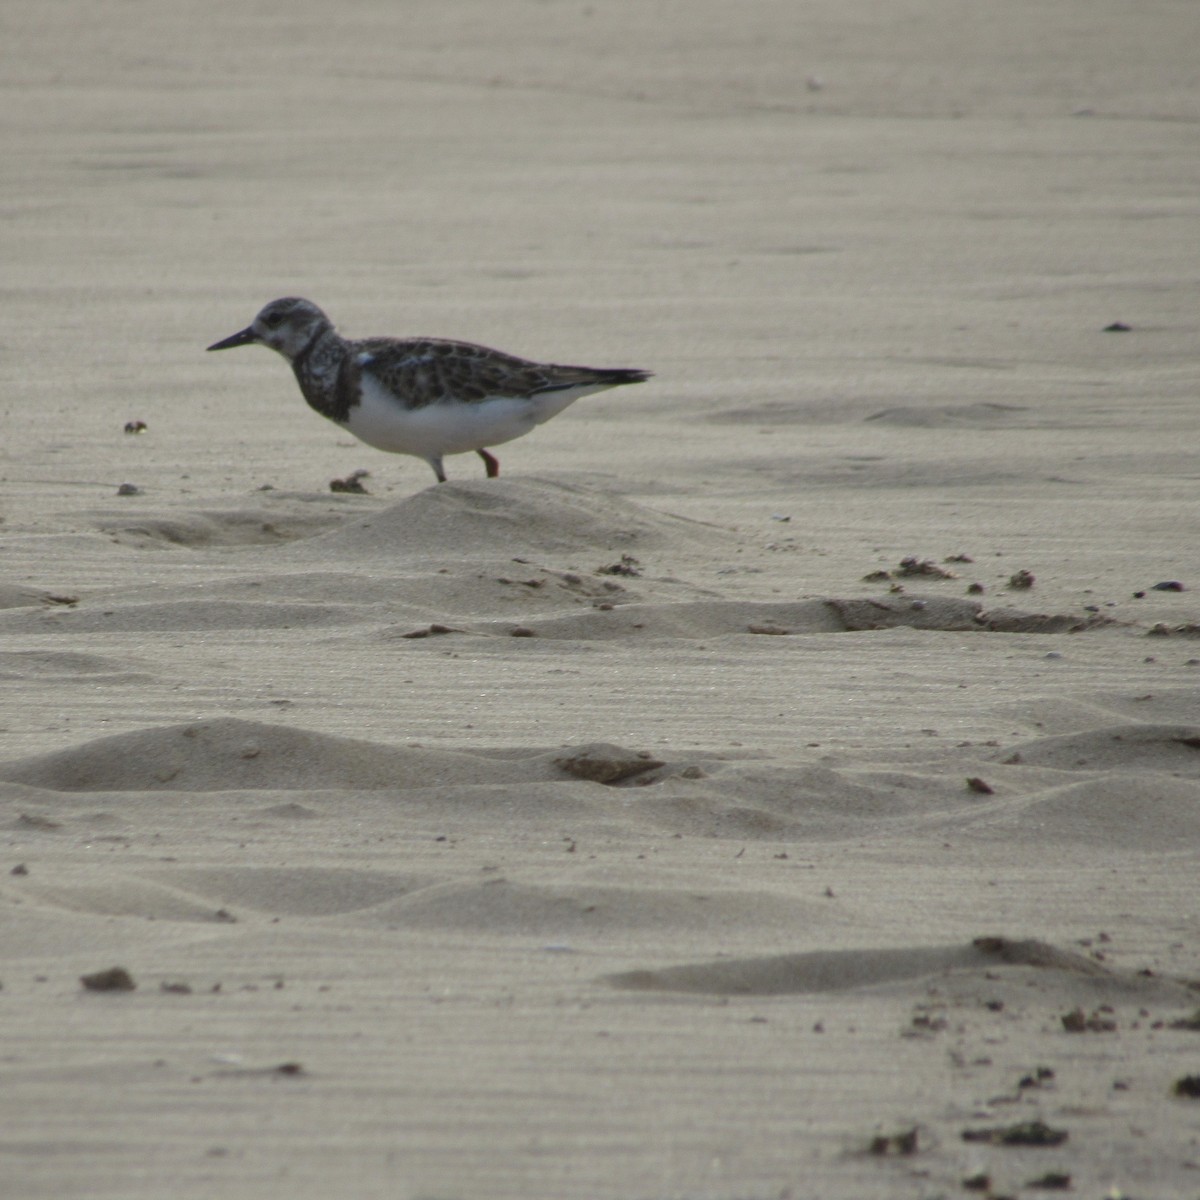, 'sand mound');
623,762,961,840
280,477,733,563
93,507,345,550
0,599,366,634
469,595,1105,641
151,865,431,917
865,402,1032,428
0,584,76,609
967,773,1200,847
12,715,1199,856
143,565,655,615
999,723,1200,772
606,936,1179,997
0,719,525,792
358,877,824,937
14,875,248,924
0,720,681,795
468,599,834,641
0,650,153,682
